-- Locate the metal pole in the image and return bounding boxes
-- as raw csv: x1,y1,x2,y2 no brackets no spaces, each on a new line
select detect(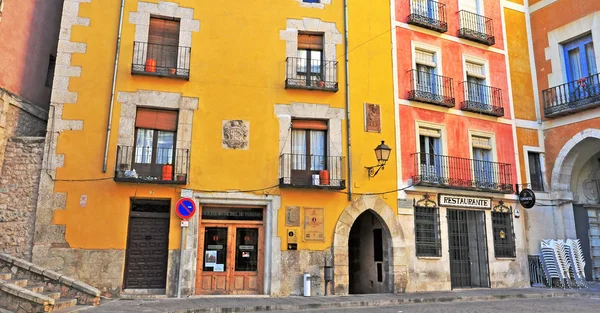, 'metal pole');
177,222,187,298
343,0,353,201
